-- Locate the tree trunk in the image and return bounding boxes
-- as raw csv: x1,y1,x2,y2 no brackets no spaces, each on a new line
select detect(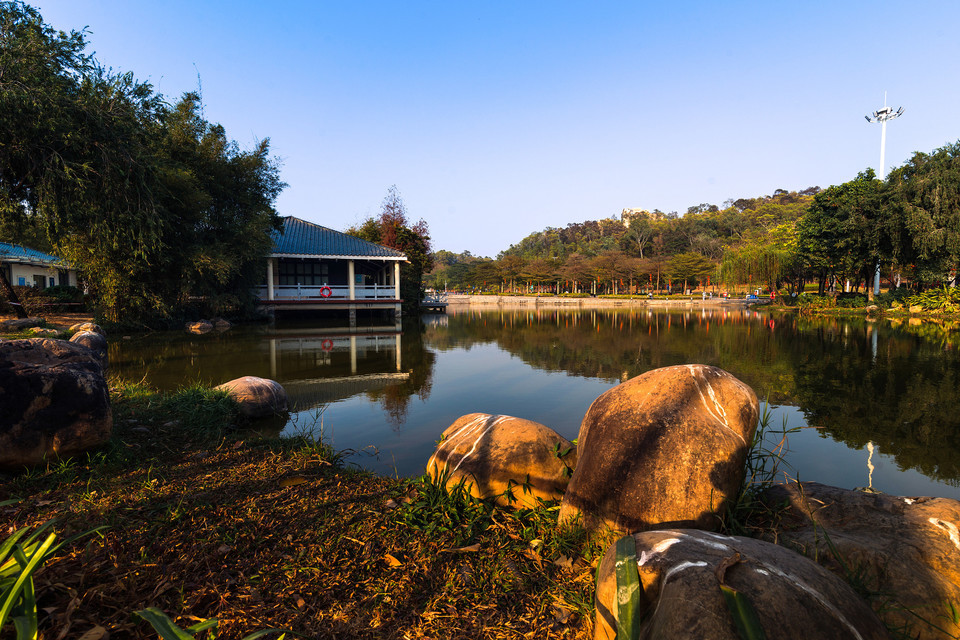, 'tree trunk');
0,267,28,319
